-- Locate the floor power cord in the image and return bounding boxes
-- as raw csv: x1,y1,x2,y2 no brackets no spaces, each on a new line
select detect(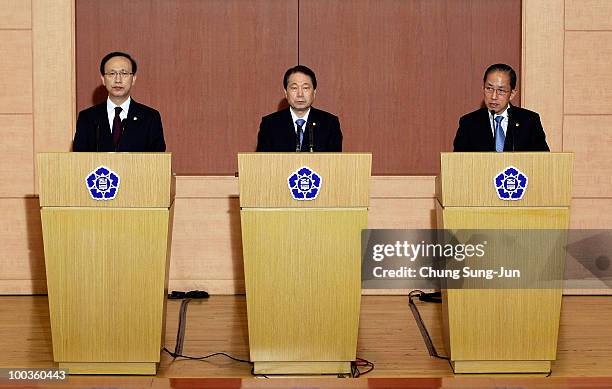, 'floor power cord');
408,290,450,361
163,293,374,377
163,292,253,366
